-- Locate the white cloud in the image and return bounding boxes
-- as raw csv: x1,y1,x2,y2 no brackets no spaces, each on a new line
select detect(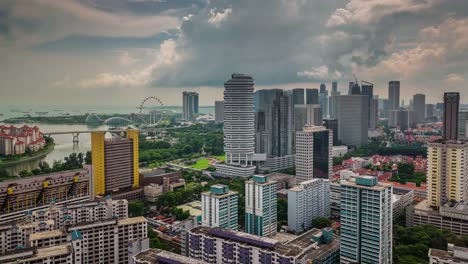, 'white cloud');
118,51,139,66
326,0,440,27
207,8,232,27
78,39,181,89
445,73,465,83
297,65,342,80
